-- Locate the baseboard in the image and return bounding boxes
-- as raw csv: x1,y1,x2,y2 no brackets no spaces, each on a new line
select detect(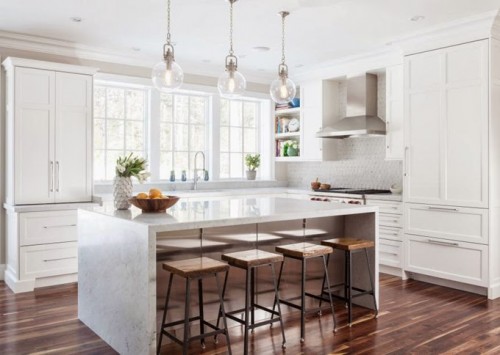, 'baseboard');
379,265,408,280
0,264,5,281
34,273,78,288
488,282,500,299
4,268,35,293
407,272,487,297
